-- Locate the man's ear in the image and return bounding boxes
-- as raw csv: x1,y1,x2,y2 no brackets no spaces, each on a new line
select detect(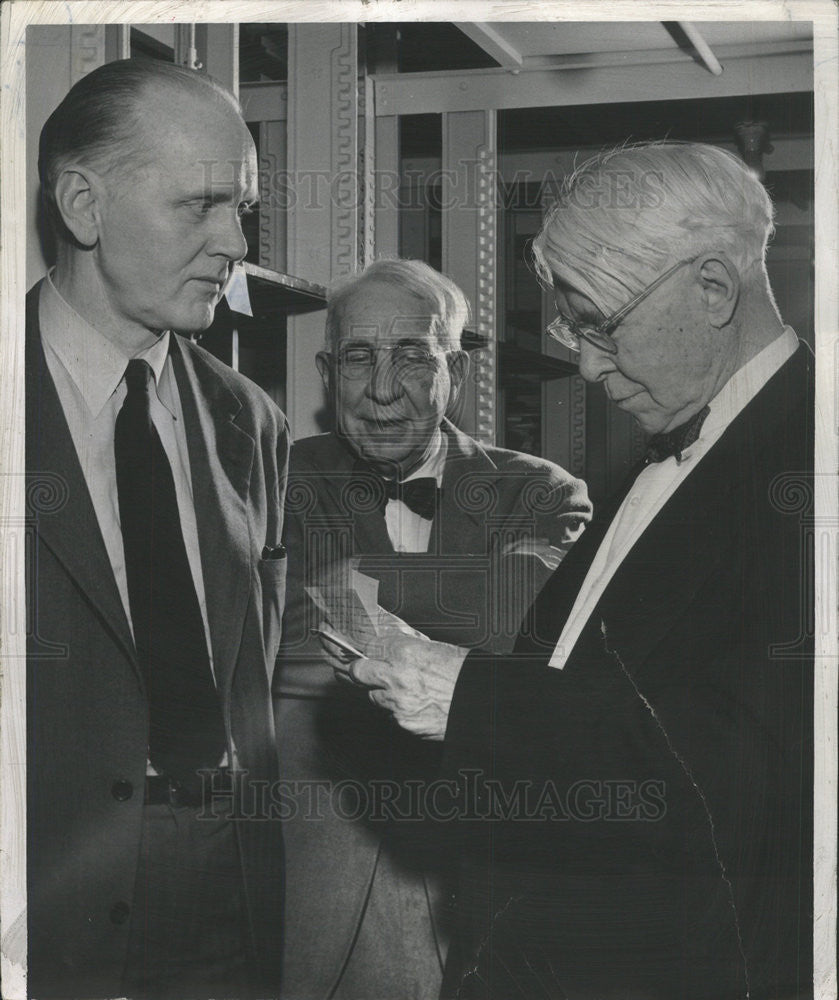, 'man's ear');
446,350,470,400
696,253,739,328
52,166,105,248
315,350,332,392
